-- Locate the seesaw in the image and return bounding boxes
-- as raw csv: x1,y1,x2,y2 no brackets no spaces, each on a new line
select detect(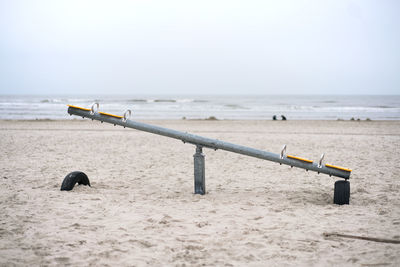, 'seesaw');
67,103,352,204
